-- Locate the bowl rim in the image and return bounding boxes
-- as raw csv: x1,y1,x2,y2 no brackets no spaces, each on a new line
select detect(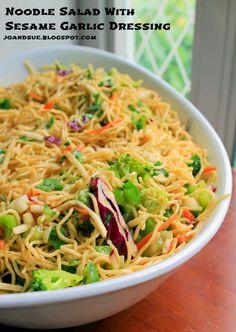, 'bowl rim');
0,45,232,308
